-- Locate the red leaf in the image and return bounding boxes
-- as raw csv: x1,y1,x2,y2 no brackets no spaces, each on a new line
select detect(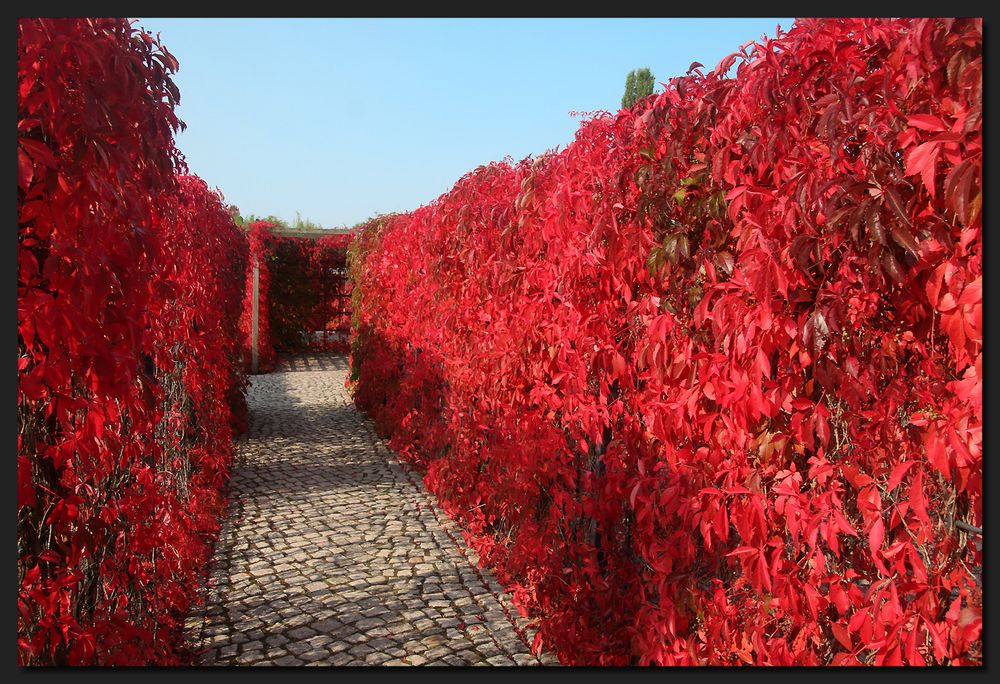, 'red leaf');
611,351,626,379
21,564,40,589
830,582,851,616
629,481,641,509
868,516,885,554
905,141,940,198
906,113,947,131
888,219,921,259
531,630,544,655
841,463,873,489
18,146,33,192
909,470,930,523
18,137,57,168
924,618,948,661
886,461,916,492
18,455,36,509
924,426,949,476
882,186,912,229
905,622,925,665
831,621,853,650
